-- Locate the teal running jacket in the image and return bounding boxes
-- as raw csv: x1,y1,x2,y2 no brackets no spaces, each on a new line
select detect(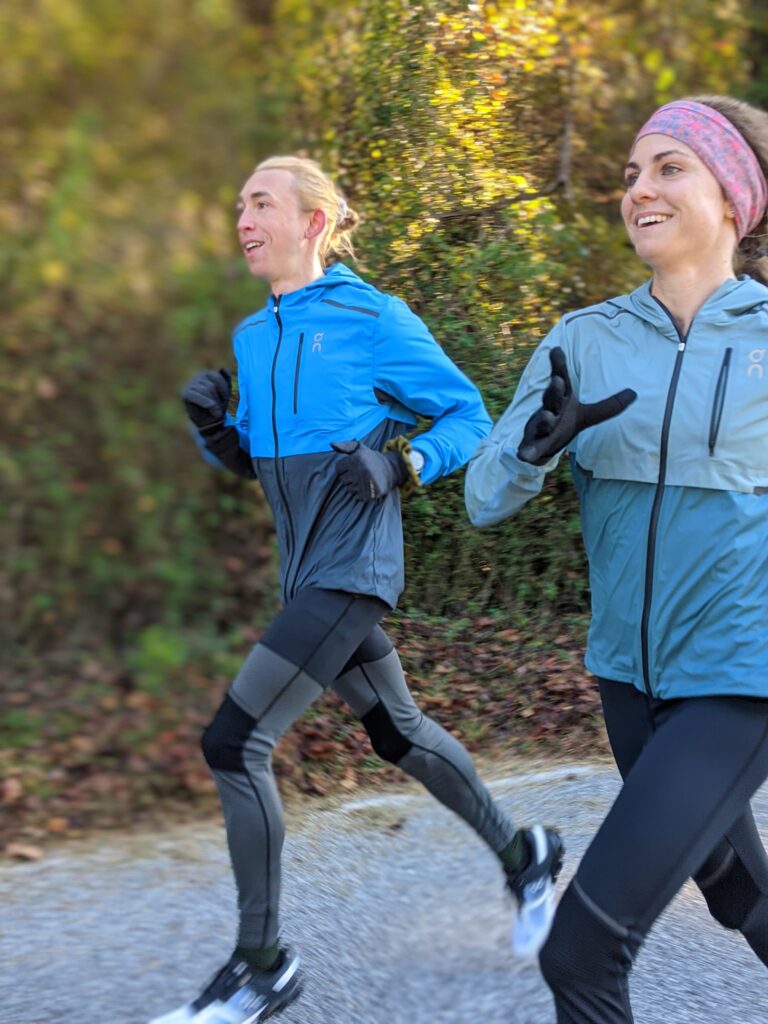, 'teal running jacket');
199,262,491,607
465,276,768,700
